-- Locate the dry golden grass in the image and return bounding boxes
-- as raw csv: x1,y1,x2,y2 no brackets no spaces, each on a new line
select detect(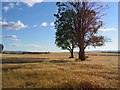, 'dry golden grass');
1,52,119,89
